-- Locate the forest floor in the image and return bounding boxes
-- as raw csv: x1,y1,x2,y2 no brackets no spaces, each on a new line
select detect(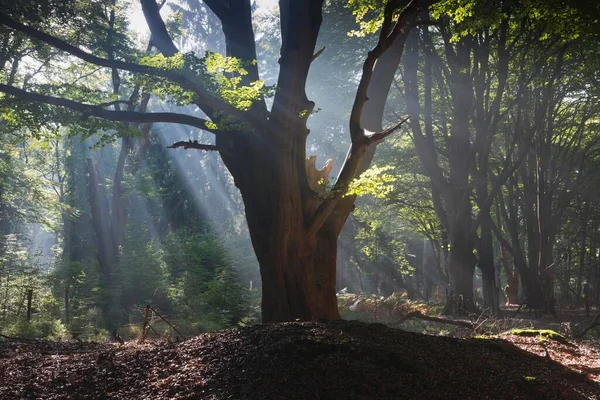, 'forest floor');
1,318,600,399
